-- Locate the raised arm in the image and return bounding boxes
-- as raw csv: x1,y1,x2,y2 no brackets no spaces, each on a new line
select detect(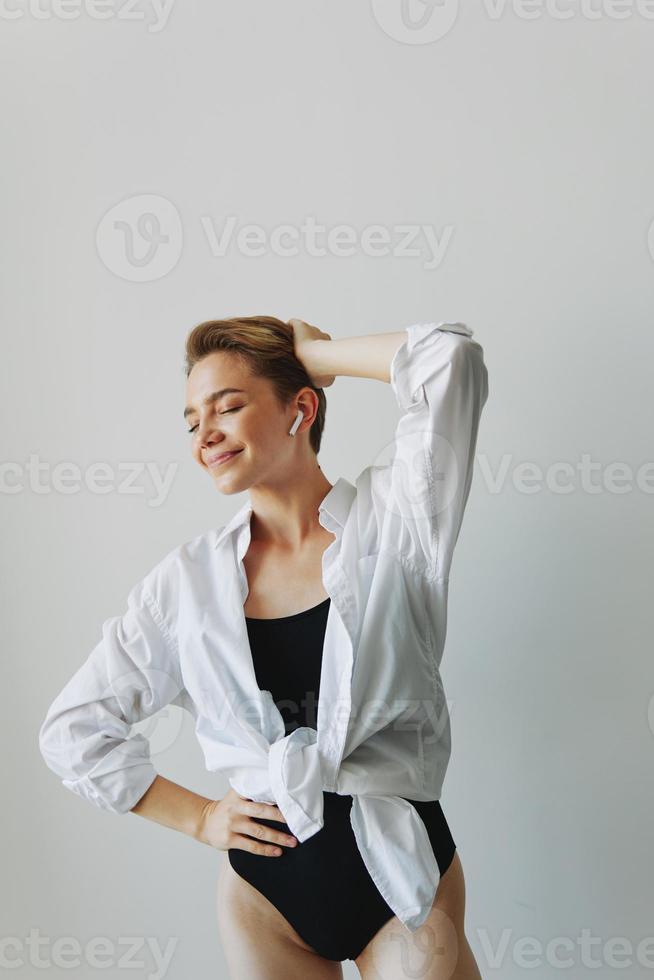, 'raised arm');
294,326,407,385
294,319,489,580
